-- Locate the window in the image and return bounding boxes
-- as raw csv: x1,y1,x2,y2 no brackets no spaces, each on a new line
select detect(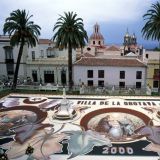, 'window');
32,51,35,60
154,69,160,75
87,70,93,78
47,49,51,57
98,80,104,87
4,46,13,59
88,80,93,86
136,71,142,79
120,71,125,79
40,50,44,58
32,70,38,82
119,82,125,88
98,70,104,78
6,64,14,75
153,81,159,88
93,41,95,45
87,47,91,51
61,69,66,85
4,46,14,74
47,48,55,58
136,82,141,88
145,54,148,59
44,71,54,83
98,41,101,45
